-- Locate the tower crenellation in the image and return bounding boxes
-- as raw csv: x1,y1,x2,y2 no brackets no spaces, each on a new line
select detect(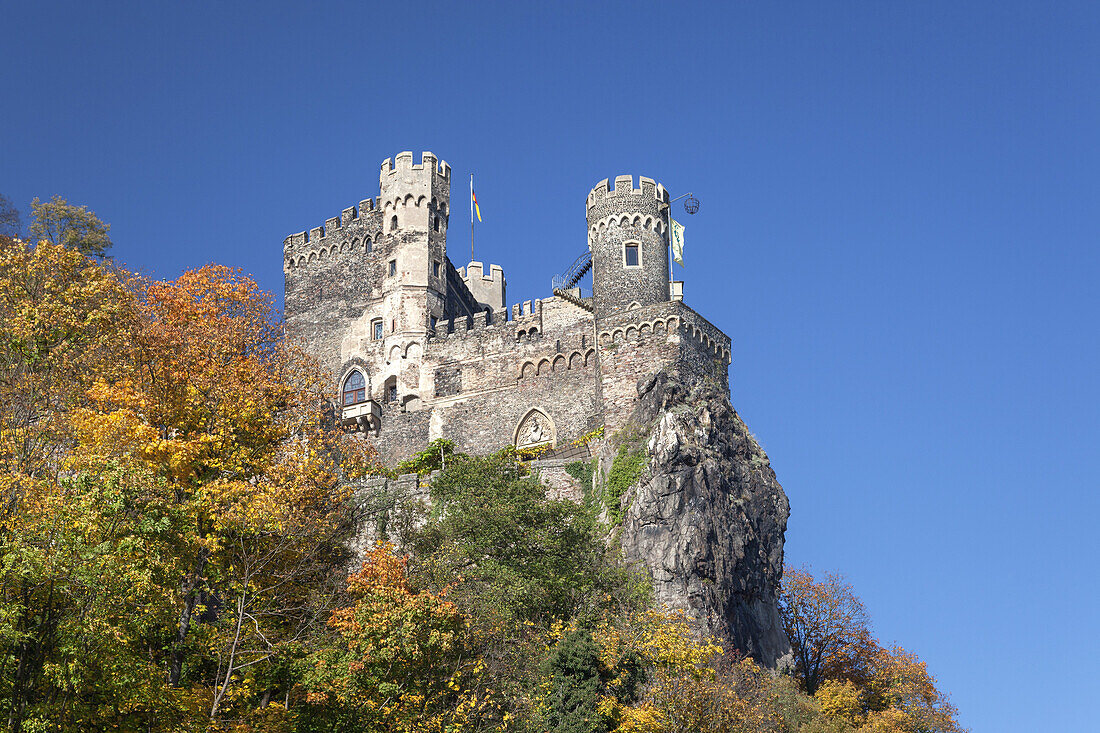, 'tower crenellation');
587,174,672,317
